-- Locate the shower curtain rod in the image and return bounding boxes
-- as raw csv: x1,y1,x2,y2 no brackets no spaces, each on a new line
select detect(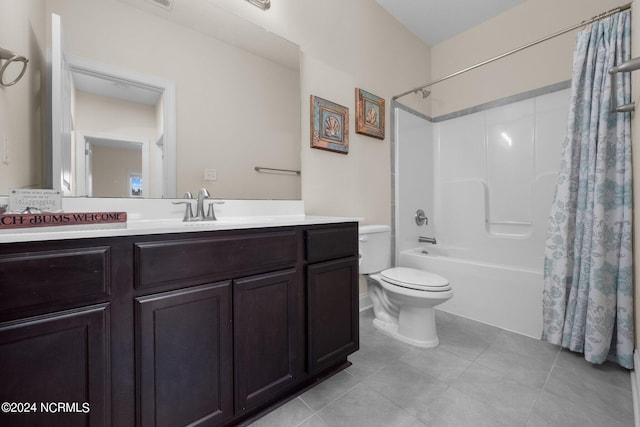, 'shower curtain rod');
392,2,633,101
